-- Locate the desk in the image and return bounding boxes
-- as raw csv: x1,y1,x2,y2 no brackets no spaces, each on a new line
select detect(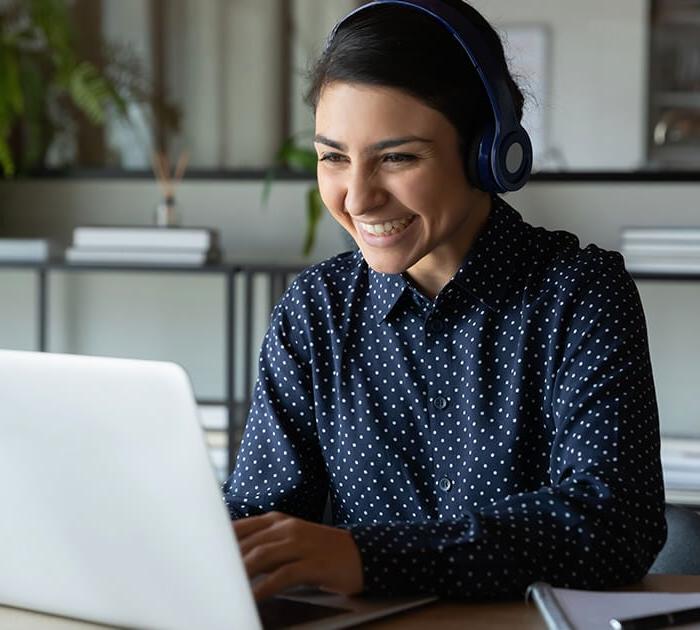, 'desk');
1,575,698,629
